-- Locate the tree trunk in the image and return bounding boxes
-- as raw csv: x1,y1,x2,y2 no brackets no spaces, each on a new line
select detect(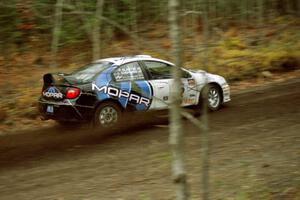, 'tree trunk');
202,0,210,68
200,87,210,200
16,0,35,46
258,0,264,27
92,0,104,61
201,1,210,200
241,0,249,27
131,0,138,33
51,0,64,68
168,0,188,200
